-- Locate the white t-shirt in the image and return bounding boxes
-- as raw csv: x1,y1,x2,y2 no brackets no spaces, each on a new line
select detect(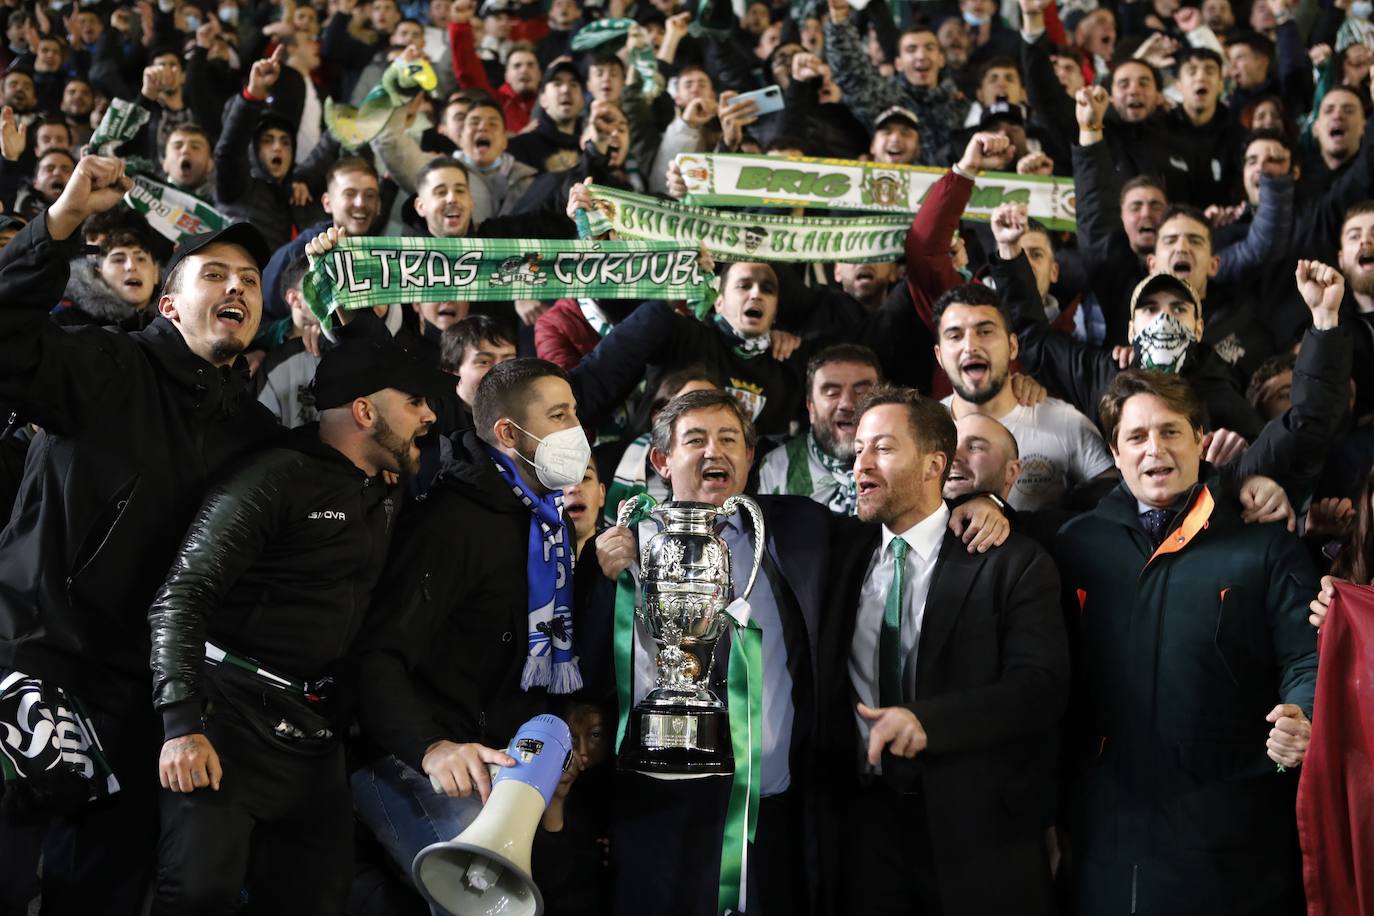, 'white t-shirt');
942,396,1115,512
